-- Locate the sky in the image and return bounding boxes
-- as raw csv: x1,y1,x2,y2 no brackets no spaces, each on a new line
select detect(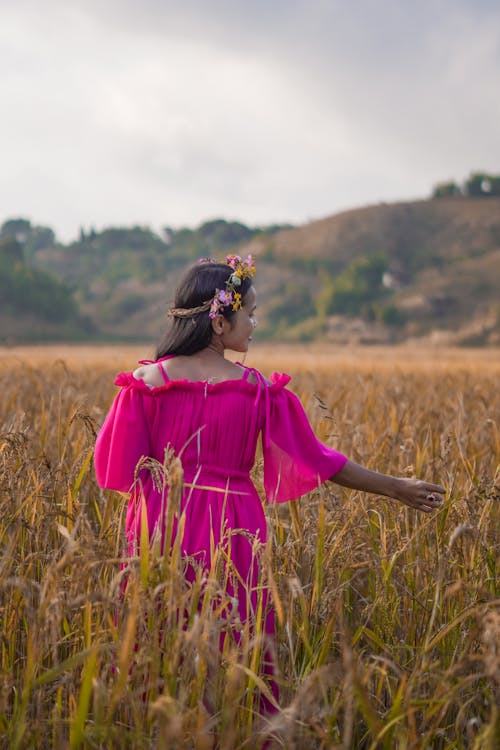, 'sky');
1,0,499,242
